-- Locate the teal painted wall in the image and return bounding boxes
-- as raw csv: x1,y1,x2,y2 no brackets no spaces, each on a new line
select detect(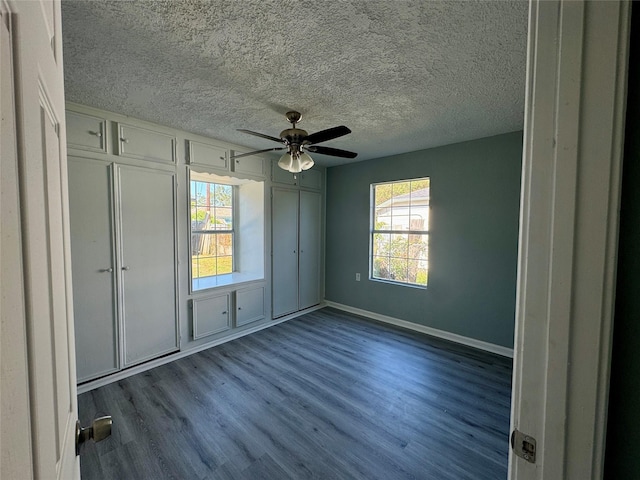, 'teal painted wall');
604,4,640,476
325,131,522,348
